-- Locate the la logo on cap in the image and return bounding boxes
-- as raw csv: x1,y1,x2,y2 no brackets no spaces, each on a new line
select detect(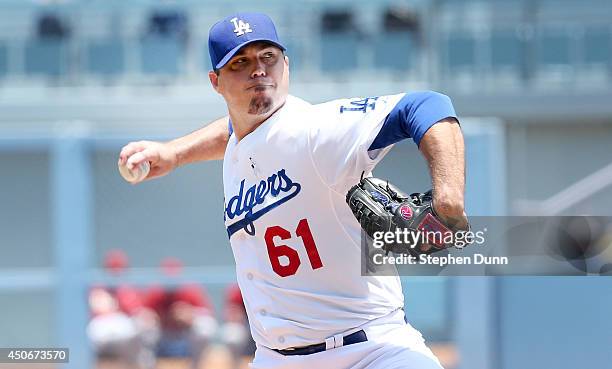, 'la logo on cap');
230,17,253,36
